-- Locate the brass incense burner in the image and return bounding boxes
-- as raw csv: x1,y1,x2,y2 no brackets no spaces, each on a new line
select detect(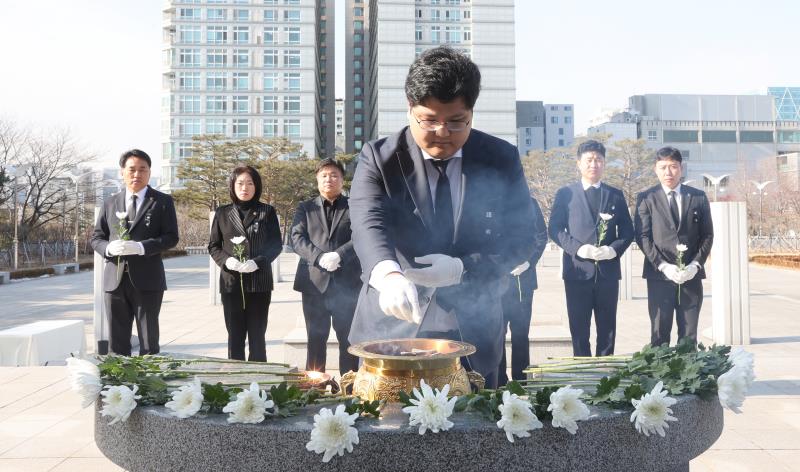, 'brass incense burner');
341,338,485,401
